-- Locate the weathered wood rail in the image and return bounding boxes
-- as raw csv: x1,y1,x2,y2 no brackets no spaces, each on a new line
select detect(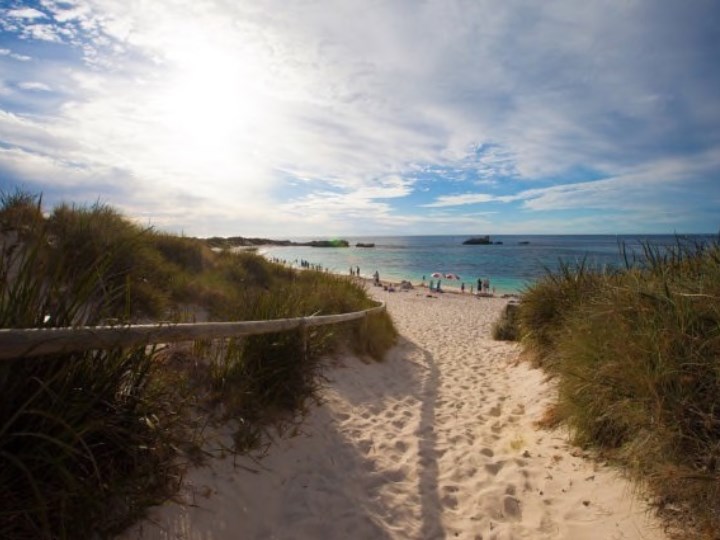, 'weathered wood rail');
0,303,386,360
